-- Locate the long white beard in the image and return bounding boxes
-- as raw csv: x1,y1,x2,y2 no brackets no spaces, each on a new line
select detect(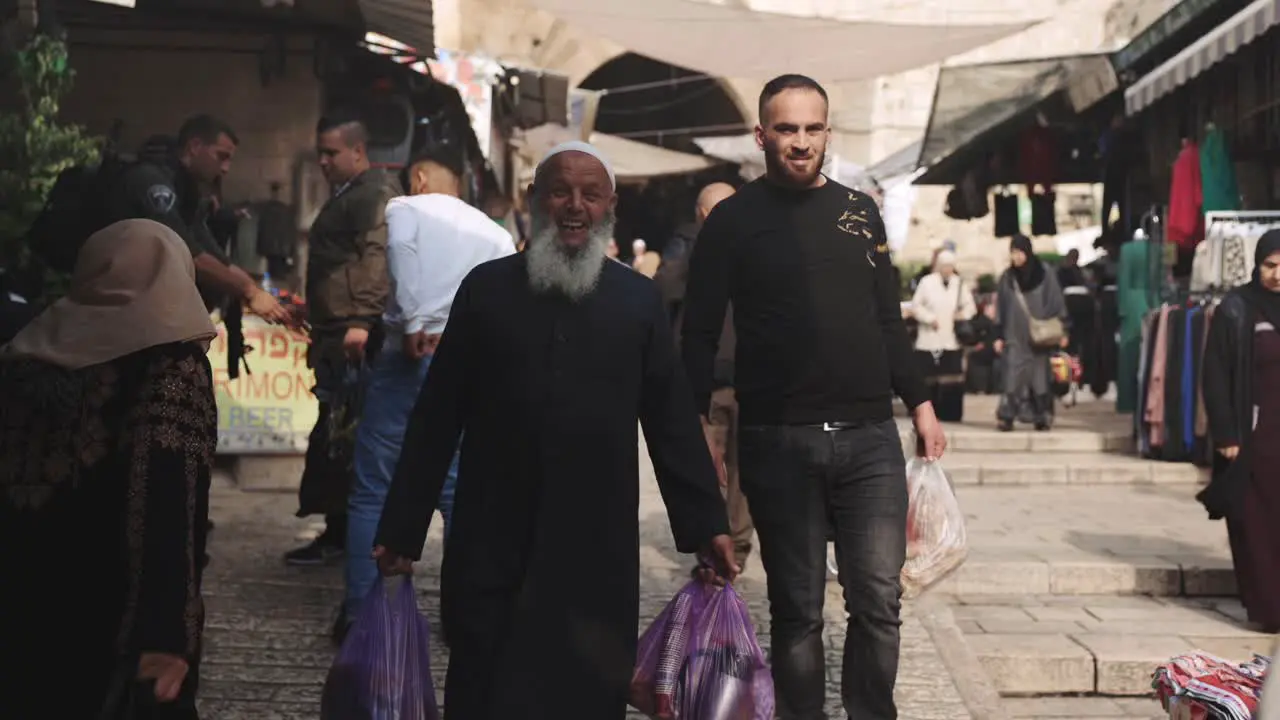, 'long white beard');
526,210,615,301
